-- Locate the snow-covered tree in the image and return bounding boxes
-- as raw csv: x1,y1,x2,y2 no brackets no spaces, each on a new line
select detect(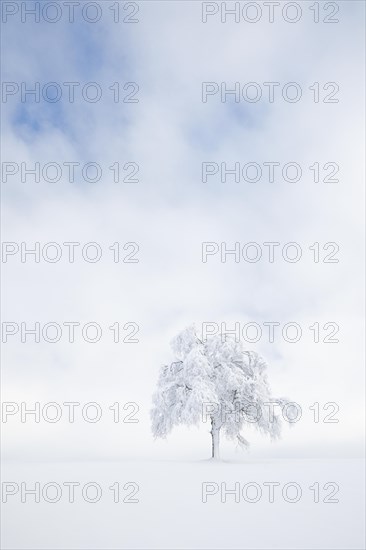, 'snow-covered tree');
151,325,289,459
